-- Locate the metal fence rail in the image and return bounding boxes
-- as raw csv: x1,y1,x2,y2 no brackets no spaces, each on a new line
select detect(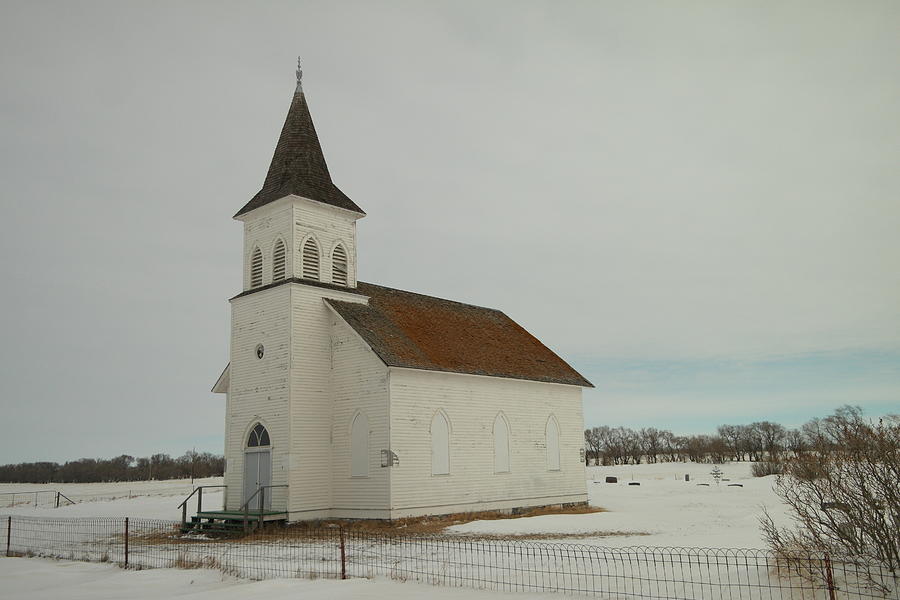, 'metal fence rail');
0,490,75,509
2,515,897,599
